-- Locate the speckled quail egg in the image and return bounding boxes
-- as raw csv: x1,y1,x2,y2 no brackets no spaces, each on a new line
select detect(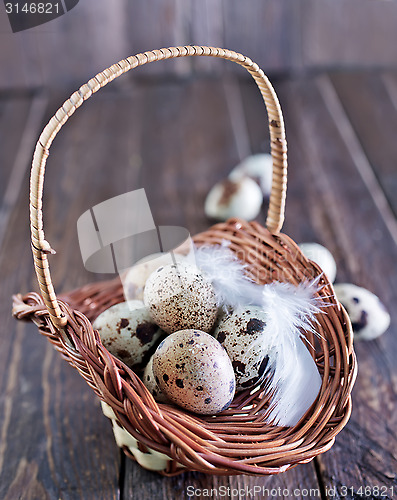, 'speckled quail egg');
204,177,263,221
143,262,218,334
152,329,236,415
122,252,187,301
334,284,390,341
93,300,164,370
229,153,273,196
142,354,169,403
299,243,337,283
214,306,271,391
